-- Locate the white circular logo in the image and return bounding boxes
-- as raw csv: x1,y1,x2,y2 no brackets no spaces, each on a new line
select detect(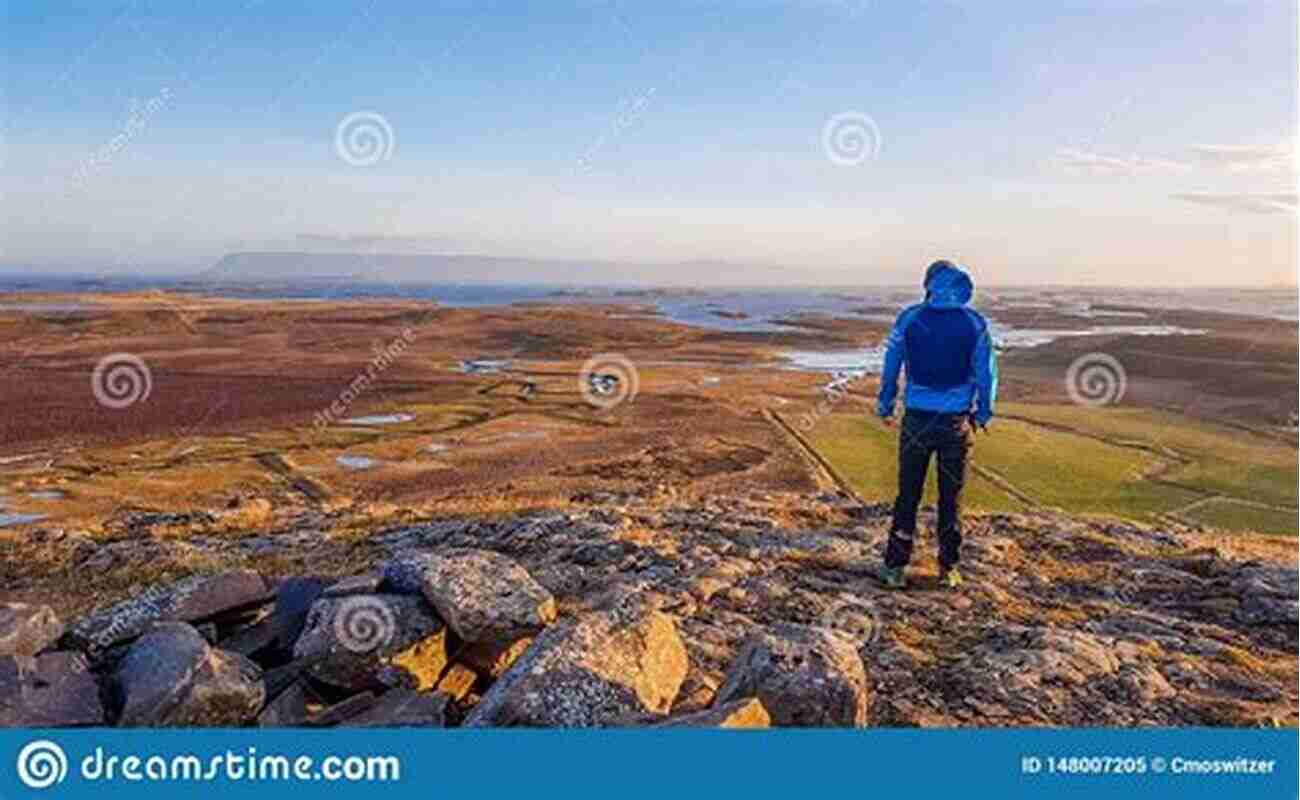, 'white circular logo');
91,353,152,409
822,597,882,646
334,111,395,167
16,740,68,789
578,354,640,410
332,596,396,653
1065,352,1127,407
822,111,882,166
